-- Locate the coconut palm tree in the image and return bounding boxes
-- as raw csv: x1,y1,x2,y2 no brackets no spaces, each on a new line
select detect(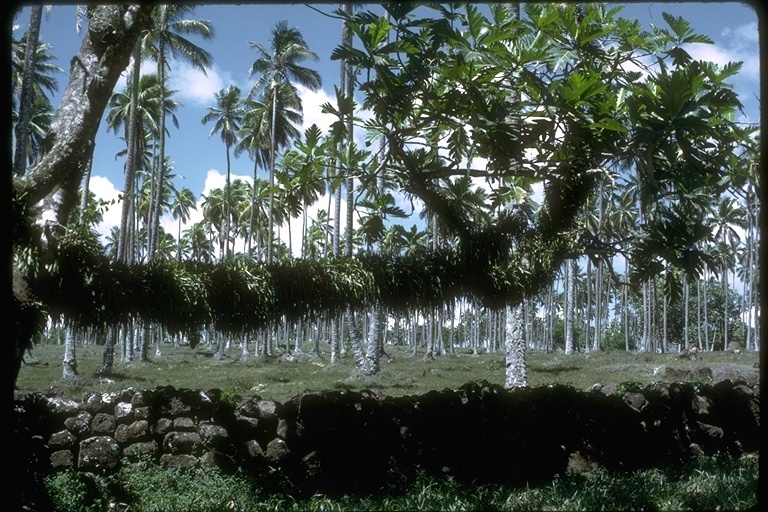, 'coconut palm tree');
201,187,227,259
202,85,244,258
712,197,747,349
13,95,54,168
11,30,62,170
248,20,322,263
228,179,254,254
142,5,214,260
13,5,44,175
108,73,179,261
238,85,304,258
10,31,60,109
170,187,197,261
107,72,163,262
182,221,214,263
